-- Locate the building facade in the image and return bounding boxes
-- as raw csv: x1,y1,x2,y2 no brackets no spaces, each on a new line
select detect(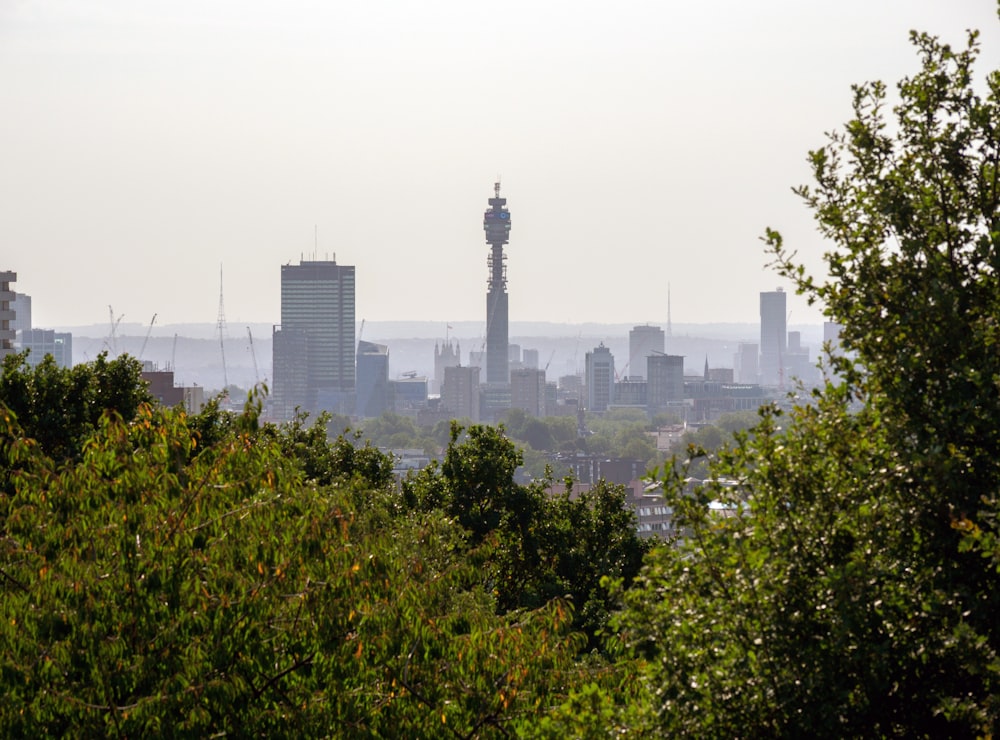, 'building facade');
19,329,73,368
647,353,684,413
442,365,481,423
521,348,539,370
759,288,787,386
272,259,355,419
736,342,759,384
356,340,389,419
271,326,309,419
0,271,15,361
510,368,546,417
391,375,429,414
585,343,615,413
433,340,460,396
628,324,665,380
12,292,30,332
